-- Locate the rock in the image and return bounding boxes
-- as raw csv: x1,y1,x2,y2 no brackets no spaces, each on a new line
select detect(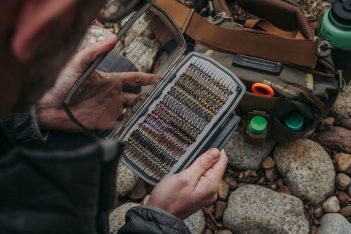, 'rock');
340,206,351,218
80,26,113,48
335,153,351,174
120,13,160,72
82,19,159,73
274,139,335,204
102,0,119,21
323,117,335,127
314,206,324,218
224,132,276,170
128,179,147,200
322,196,340,213
112,23,121,34
215,200,227,220
116,161,139,197
203,228,213,234
80,25,124,54
340,119,351,130
184,210,206,234
223,185,309,234
124,37,159,72
317,127,351,154
224,177,238,190
109,203,139,233
336,173,351,191
122,14,153,45
333,84,351,130
218,180,230,200
261,156,276,169
265,168,278,182
348,185,351,196
317,213,351,234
